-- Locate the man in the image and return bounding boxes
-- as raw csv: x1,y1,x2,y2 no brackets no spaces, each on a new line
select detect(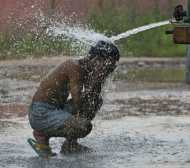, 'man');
28,41,120,157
